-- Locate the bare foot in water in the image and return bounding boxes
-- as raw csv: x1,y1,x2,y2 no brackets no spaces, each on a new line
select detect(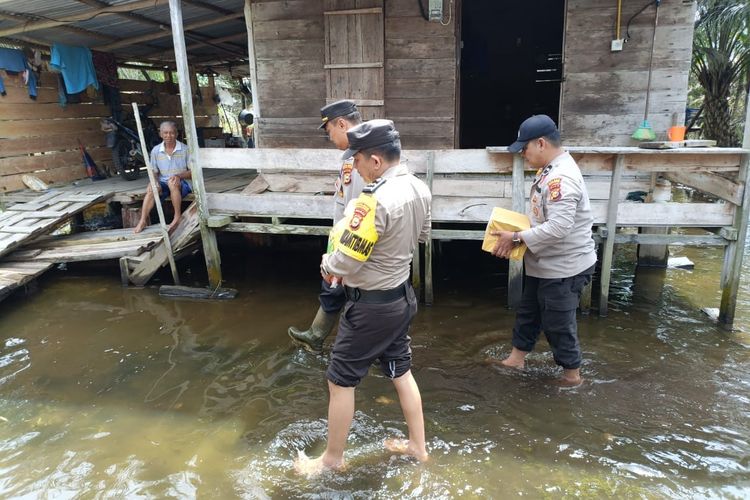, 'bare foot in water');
554,368,584,387
384,438,429,462
484,356,524,370
293,451,344,478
